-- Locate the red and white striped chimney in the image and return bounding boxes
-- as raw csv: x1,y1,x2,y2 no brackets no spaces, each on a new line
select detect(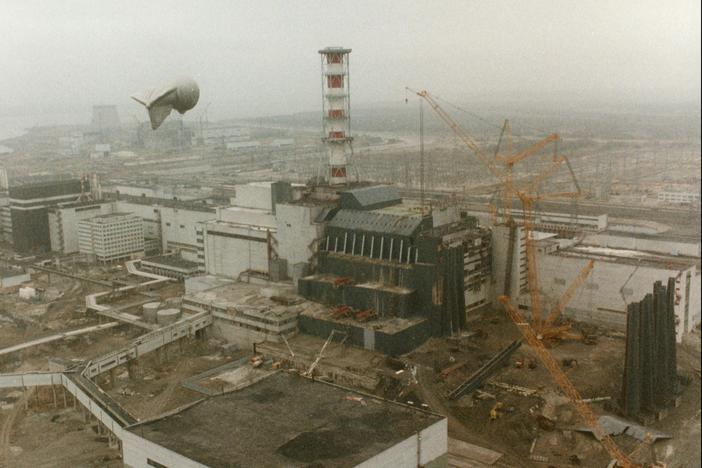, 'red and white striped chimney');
319,47,353,185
